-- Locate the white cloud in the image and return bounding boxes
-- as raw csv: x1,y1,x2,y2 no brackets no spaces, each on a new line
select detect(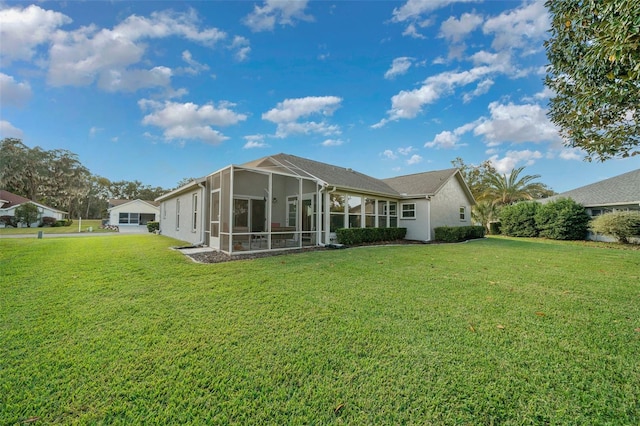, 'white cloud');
0,5,72,64
0,73,32,107
384,57,414,80
243,134,269,149
462,79,494,103
374,65,496,126
0,120,24,138
558,148,583,161
139,99,247,145
244,0,313,32
488,150,543,174
179,50,210,75
381,149,398,160
47,9,226,91
407,154,423,165
391,0,479,23
439,12,483,43
230,36,251,62
262,96,342,138
483,0,549,52
89,126,103,137
402,23,426,39
425,131,459,149
321,138,343,147
473,102,561,146
398,146,415,156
